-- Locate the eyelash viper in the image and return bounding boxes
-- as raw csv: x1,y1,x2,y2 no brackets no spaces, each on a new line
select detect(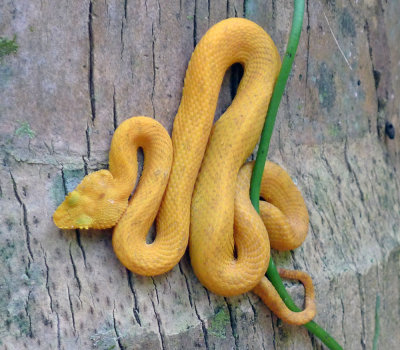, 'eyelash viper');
53,18,316,325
